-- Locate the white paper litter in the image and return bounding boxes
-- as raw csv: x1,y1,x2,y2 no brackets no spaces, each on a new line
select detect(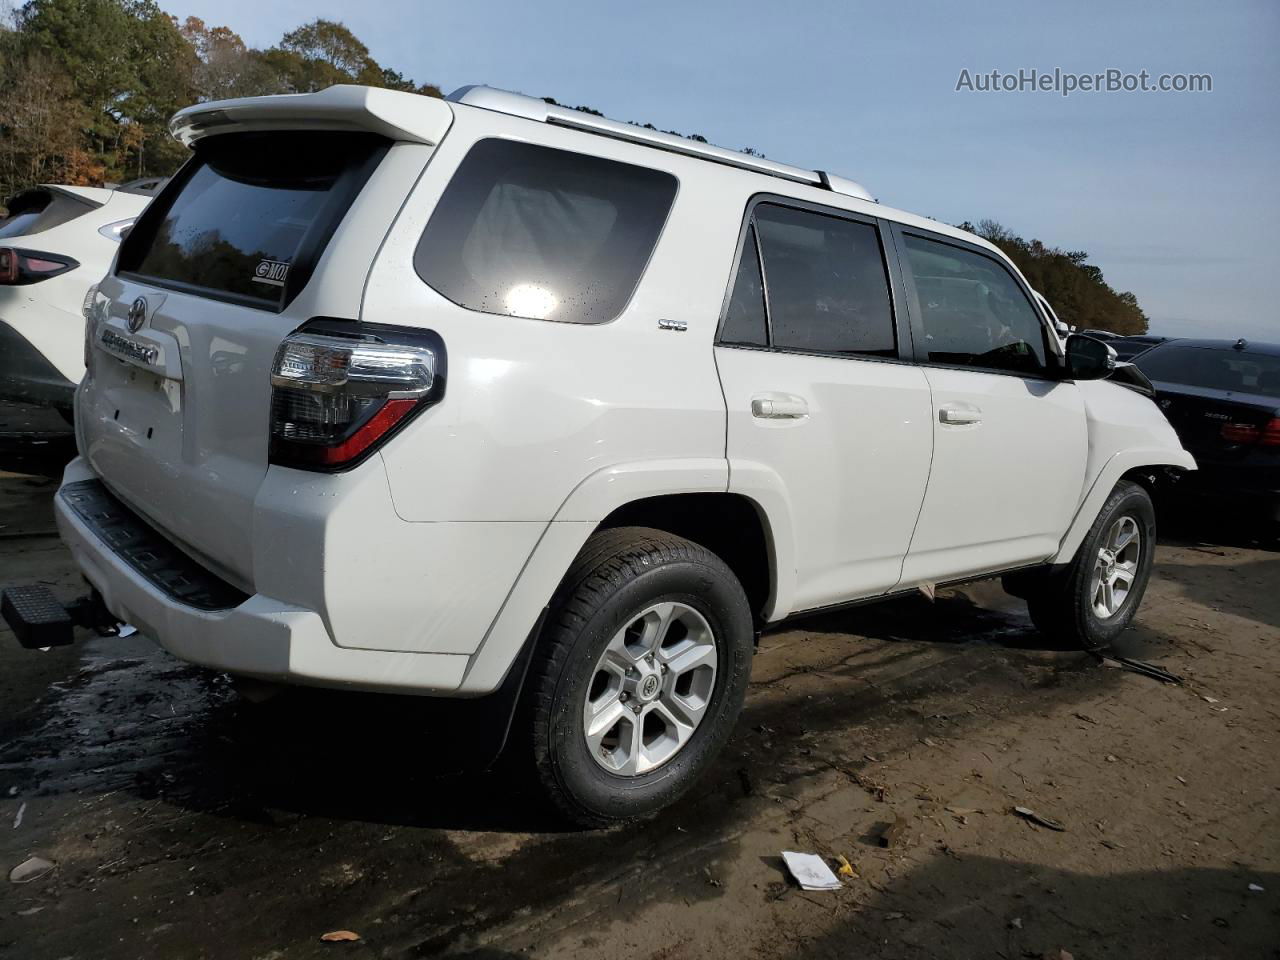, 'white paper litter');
781,851,842,891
